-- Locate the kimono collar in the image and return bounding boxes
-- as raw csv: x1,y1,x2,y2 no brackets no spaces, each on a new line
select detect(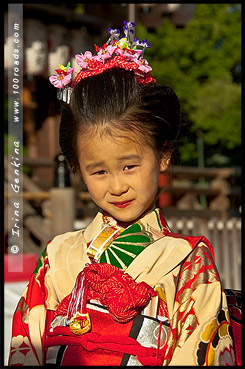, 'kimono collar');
84,208,172,270
102,208,171,235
